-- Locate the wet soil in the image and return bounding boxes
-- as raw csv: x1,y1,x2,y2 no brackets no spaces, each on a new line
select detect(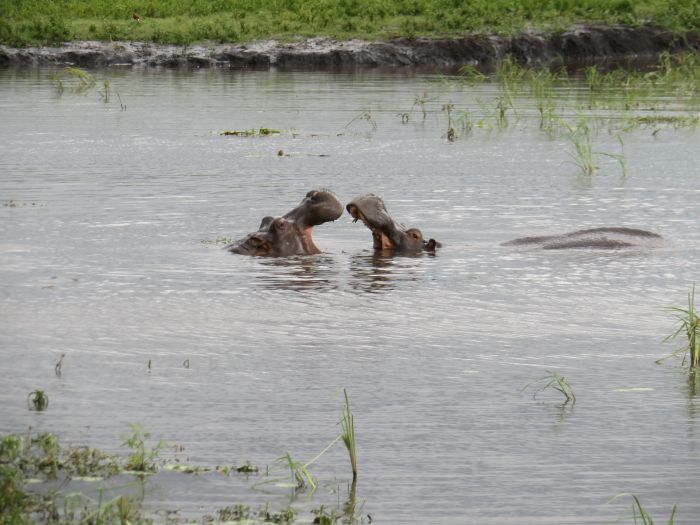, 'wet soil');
1,25,699,70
